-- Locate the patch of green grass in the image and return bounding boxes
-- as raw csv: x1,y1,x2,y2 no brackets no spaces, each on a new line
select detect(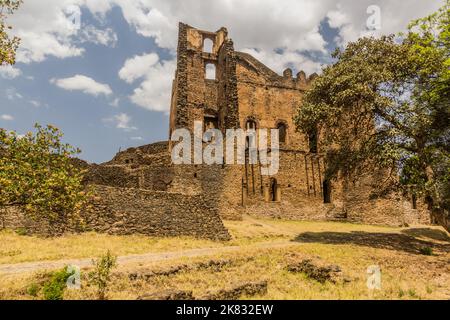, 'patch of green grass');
26,283,40,297
419,247,433,256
